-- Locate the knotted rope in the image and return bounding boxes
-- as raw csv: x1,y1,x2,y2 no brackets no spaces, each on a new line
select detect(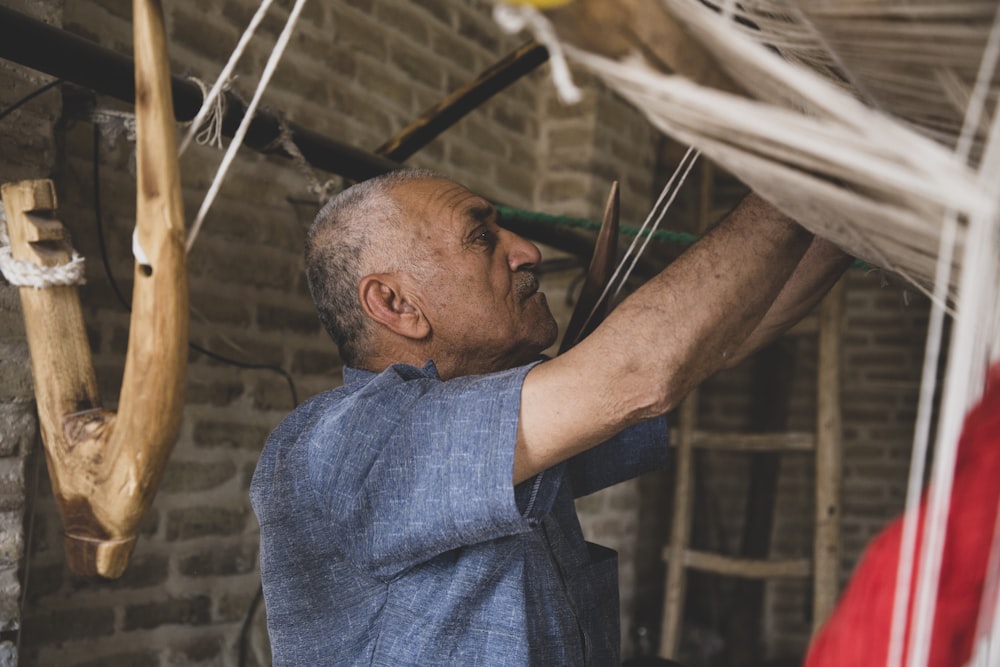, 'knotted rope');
0,203,86,288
